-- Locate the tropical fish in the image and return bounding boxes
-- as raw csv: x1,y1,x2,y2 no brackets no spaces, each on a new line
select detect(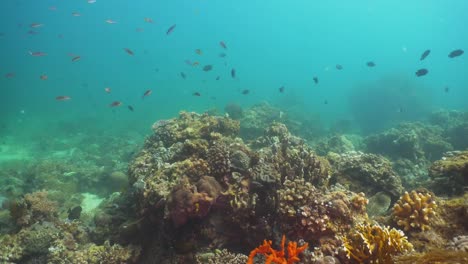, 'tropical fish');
72,12,81,17
29,51,47,57
219,53,227,58
279,86,285,93
241,89,250,95
366,61,376,67
30,23,43,28
184,60,192,65
40,74,48,80
216,76,220,81
193,92,201,96
448,49,464,58
180,72,186,79
324,100,328,105
203,65,213,71
56,96,71,101
444,86,450,93
195,49,203,55
166,24,176,35
192,61,199,66
5,73,15,78
313,77,319,84
420,49,431,61
219,41,227,49
231,68,236,78
68,206,82,220
336,64,343,70
27,30,38,35
71,56,81,62
144,17,153,23
124,48,134,55
142,89,152,98
109,101,122,107
415,68,428,77
105,19,118,24
128,105,134,112
104,87,111,93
